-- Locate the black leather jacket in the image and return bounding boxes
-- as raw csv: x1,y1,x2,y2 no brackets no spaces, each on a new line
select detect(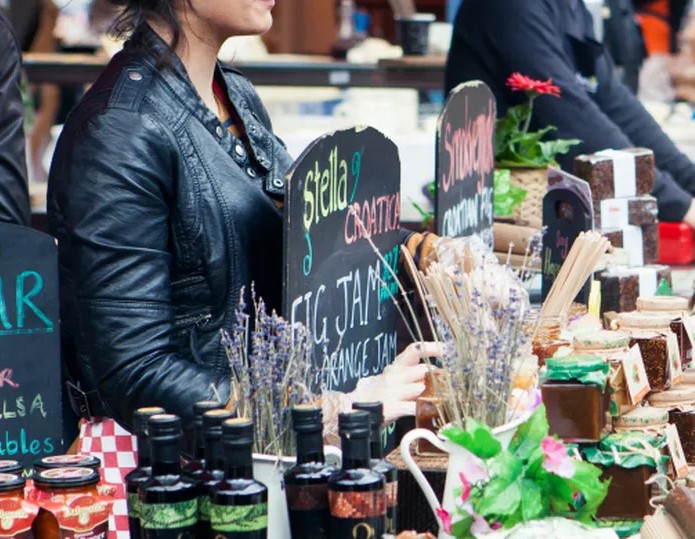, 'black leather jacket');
48,25,293,430
0,14,31,226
